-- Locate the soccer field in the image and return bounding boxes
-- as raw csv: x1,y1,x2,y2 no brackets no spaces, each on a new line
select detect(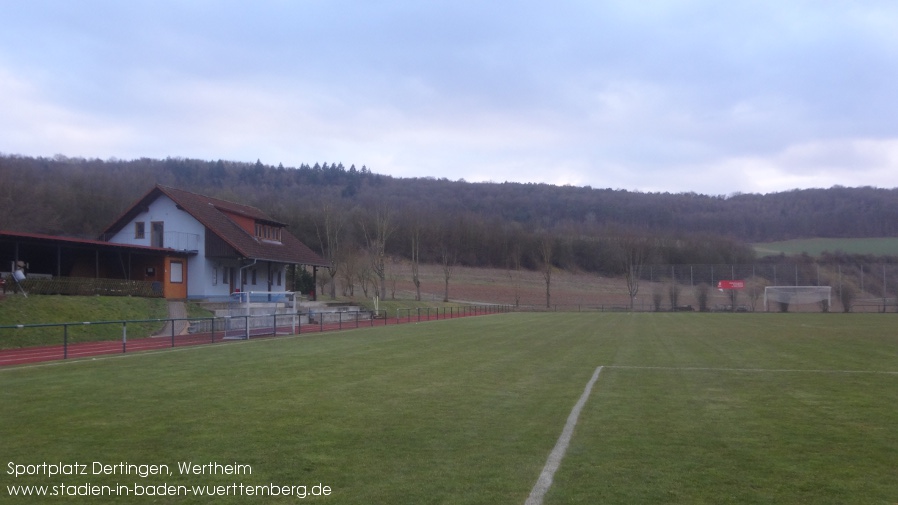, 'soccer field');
2,313,897,504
